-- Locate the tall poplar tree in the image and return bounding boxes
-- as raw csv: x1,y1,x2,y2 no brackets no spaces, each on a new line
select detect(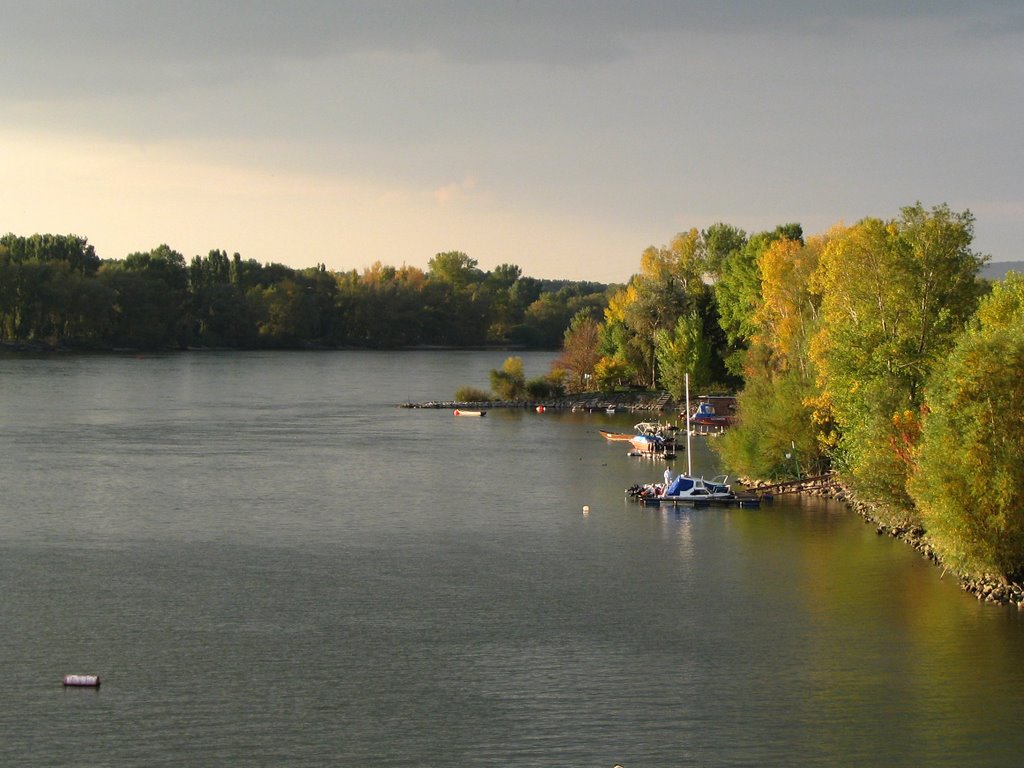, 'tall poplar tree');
809,203,986,507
